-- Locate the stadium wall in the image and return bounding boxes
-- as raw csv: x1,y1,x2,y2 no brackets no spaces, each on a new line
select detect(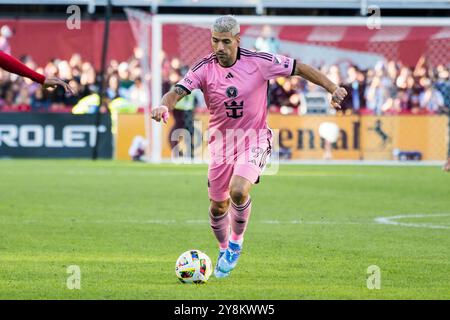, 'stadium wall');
116,114,448,161
0,19,135,69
